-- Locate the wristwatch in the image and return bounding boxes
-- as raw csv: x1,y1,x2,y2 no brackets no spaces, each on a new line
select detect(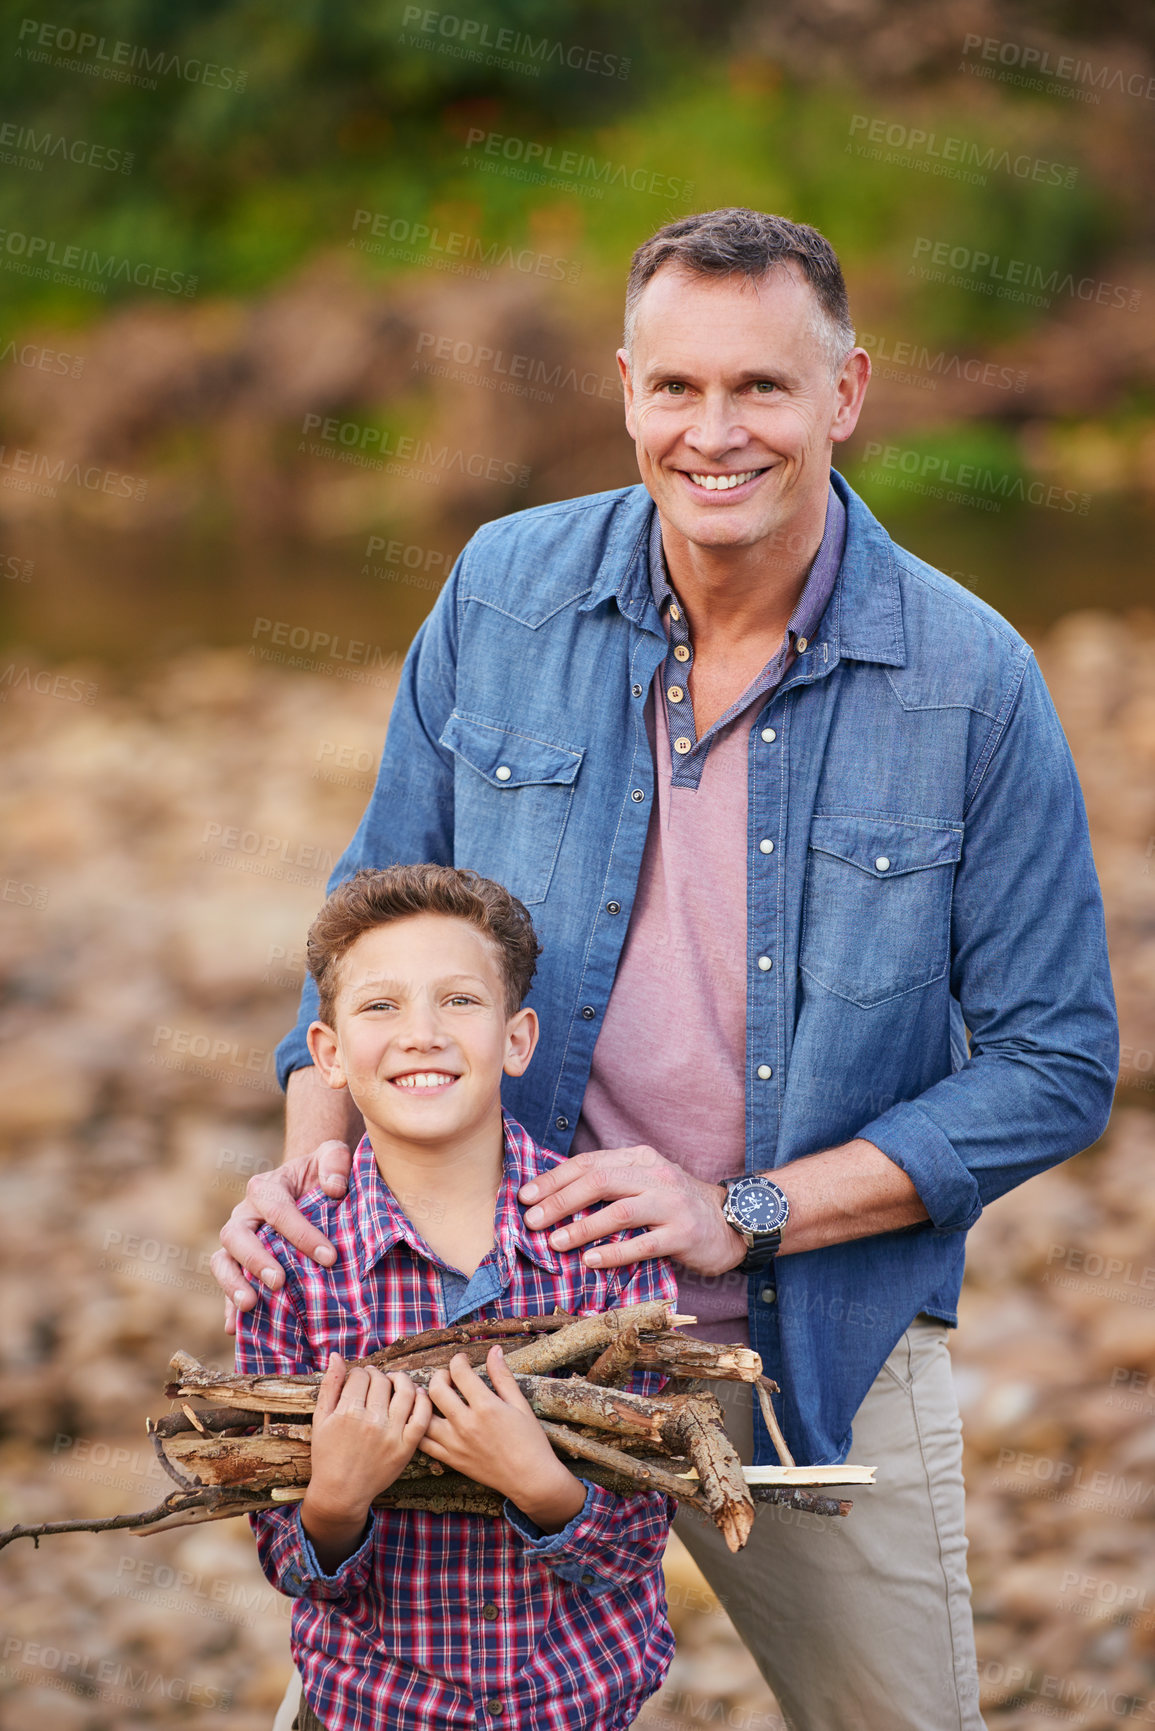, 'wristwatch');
719,1175,790,1271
